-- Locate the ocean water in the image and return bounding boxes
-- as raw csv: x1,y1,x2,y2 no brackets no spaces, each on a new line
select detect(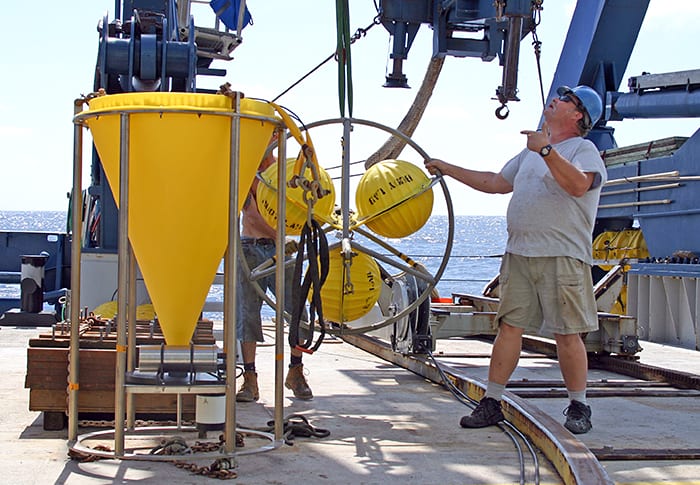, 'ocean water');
0,211,506,306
